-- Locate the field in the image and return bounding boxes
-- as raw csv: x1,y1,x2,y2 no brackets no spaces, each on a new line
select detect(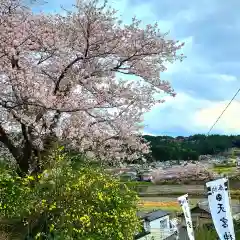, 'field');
138,196,202,213
135,182,240,197
212,164,237,174
129,175,240,213
139,184,205,194
213,167,235,173
139,196,240,213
